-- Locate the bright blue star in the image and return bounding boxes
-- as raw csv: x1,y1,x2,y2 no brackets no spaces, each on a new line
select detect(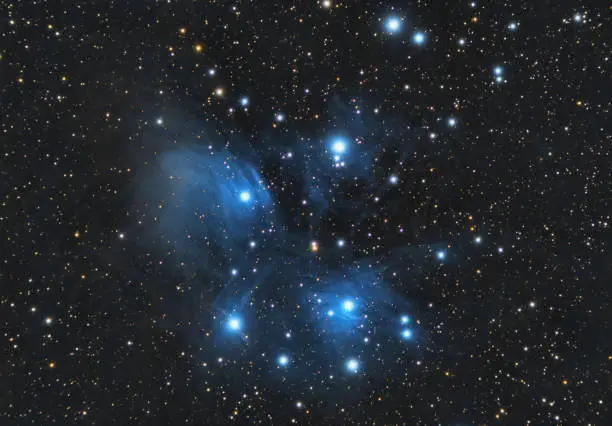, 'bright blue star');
493,66,503,76
385,17,401,33
342,299,355,312
389,175,398,184
412,31,425,45
474,236,482,244
327,309,335,317
495,76,503,83
401,315,410,325
331,139,348,155
337,239,345,248
231,268,238,276
345,358,360,373
447,117,457,127
277,354,289,366
508,22,517,31
239,191,251,202
227,316,242,331
401,329,413,340
436,250,446,260
240,97,249,107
